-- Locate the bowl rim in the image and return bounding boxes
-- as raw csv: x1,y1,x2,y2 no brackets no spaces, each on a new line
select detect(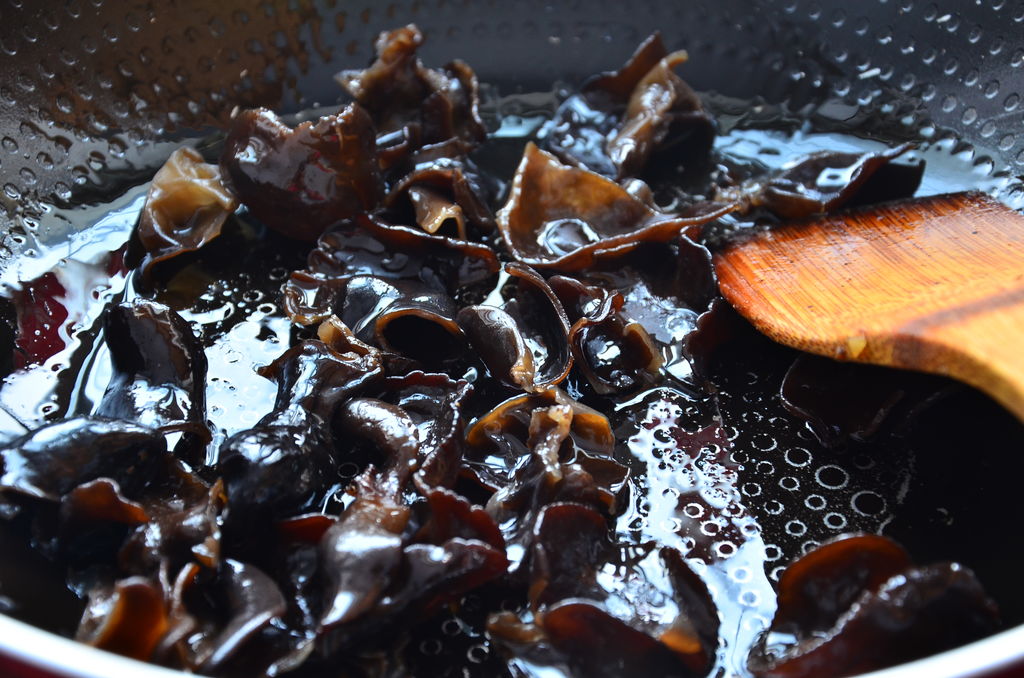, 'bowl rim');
2,610,1022,678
